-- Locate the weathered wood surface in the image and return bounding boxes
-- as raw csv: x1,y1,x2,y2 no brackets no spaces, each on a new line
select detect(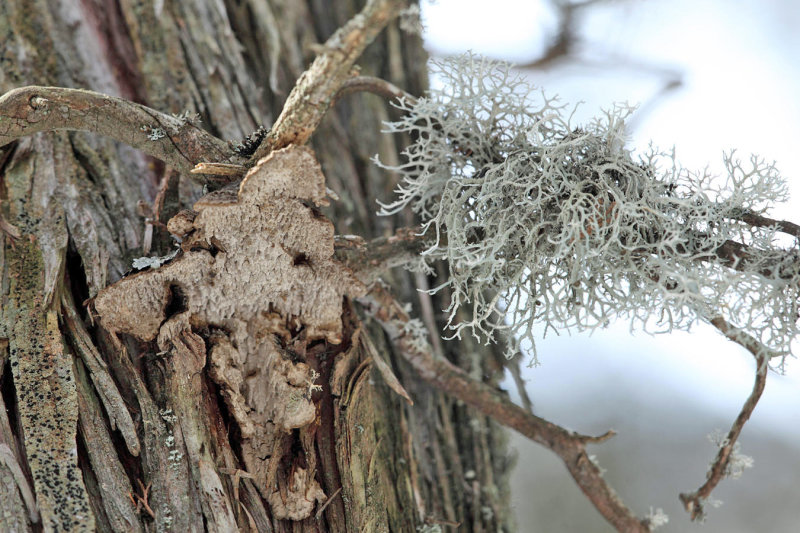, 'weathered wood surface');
0,1,513,531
